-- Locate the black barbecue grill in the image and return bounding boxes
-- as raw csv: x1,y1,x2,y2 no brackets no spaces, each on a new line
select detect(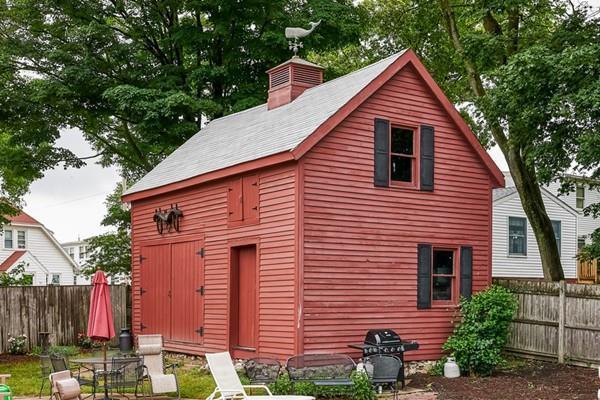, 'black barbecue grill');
348,329,419,388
